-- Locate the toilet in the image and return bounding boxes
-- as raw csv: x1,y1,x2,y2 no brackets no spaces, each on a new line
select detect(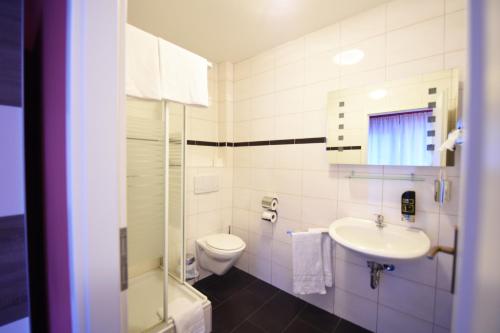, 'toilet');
196,233,246,275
